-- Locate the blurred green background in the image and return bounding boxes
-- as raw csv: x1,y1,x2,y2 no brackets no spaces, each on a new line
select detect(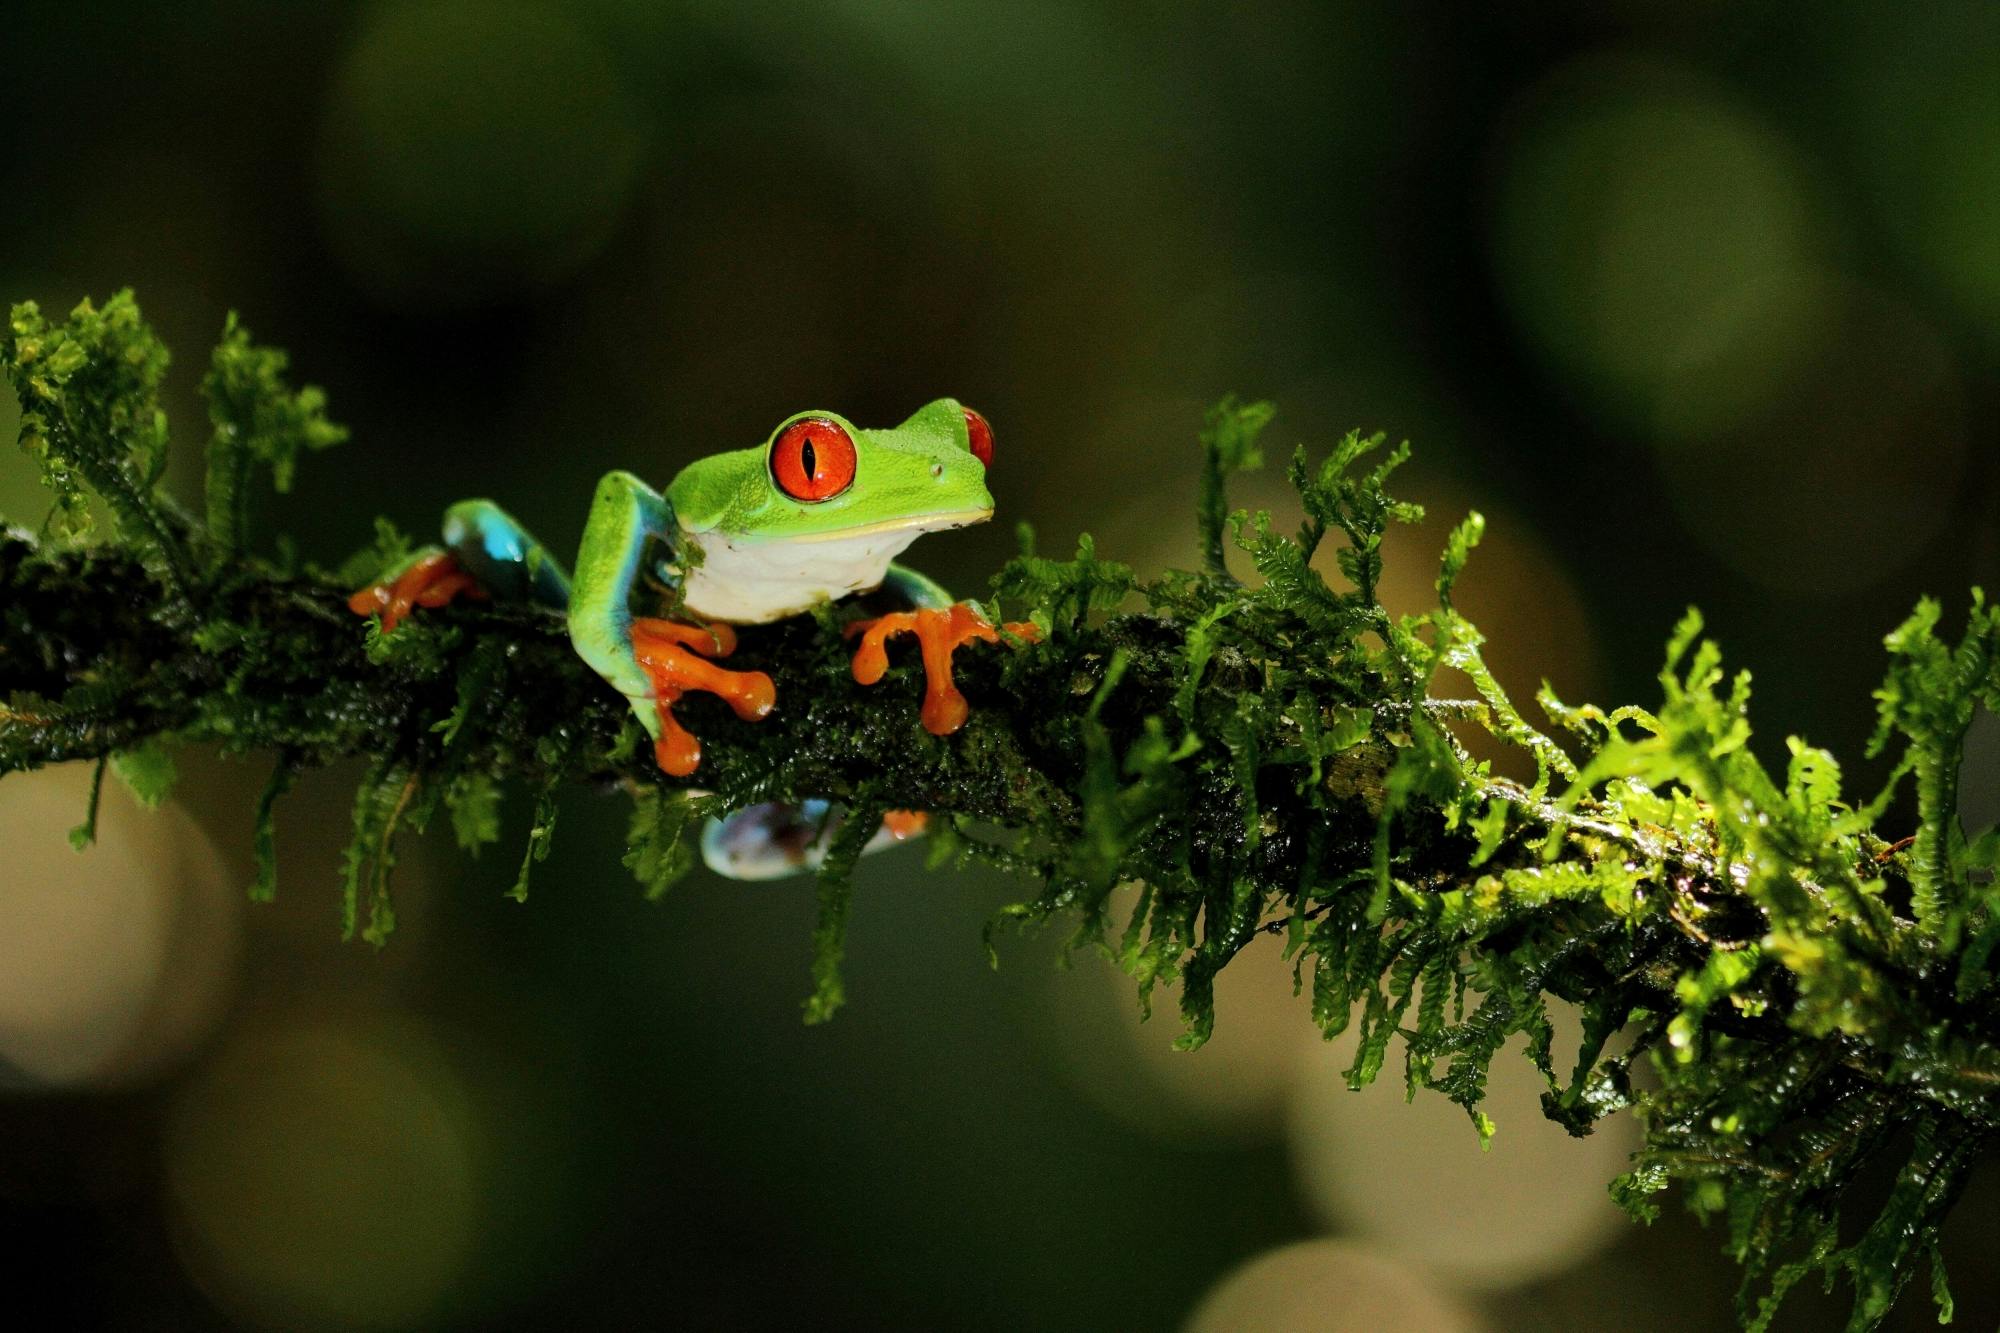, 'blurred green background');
1,2,1997,1329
